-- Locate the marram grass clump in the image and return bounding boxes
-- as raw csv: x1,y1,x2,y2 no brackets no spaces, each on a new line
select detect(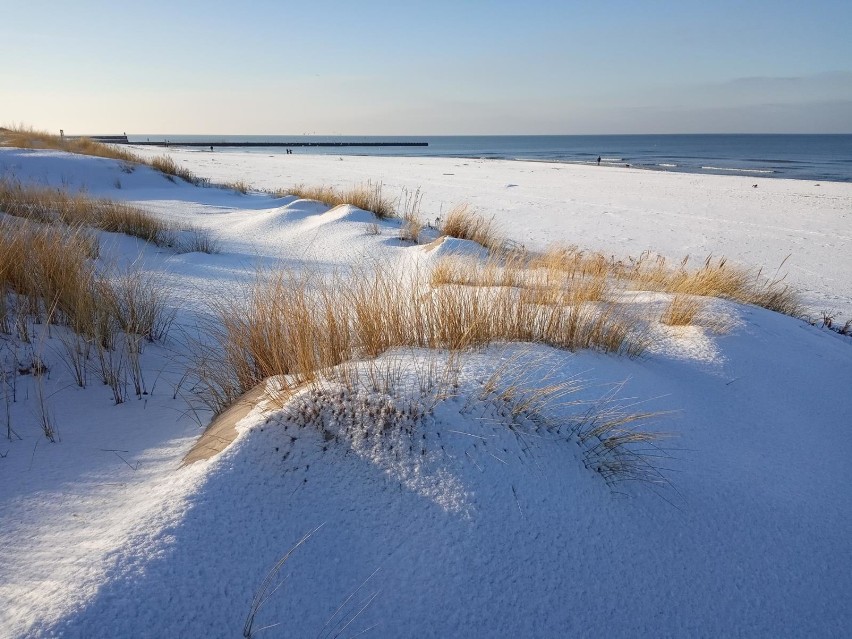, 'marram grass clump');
0,179,217,252
150,155,208,186
0,178,172,245
277,181,396,219
0,125,143,164
193,261,645,414
440,204,503,253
